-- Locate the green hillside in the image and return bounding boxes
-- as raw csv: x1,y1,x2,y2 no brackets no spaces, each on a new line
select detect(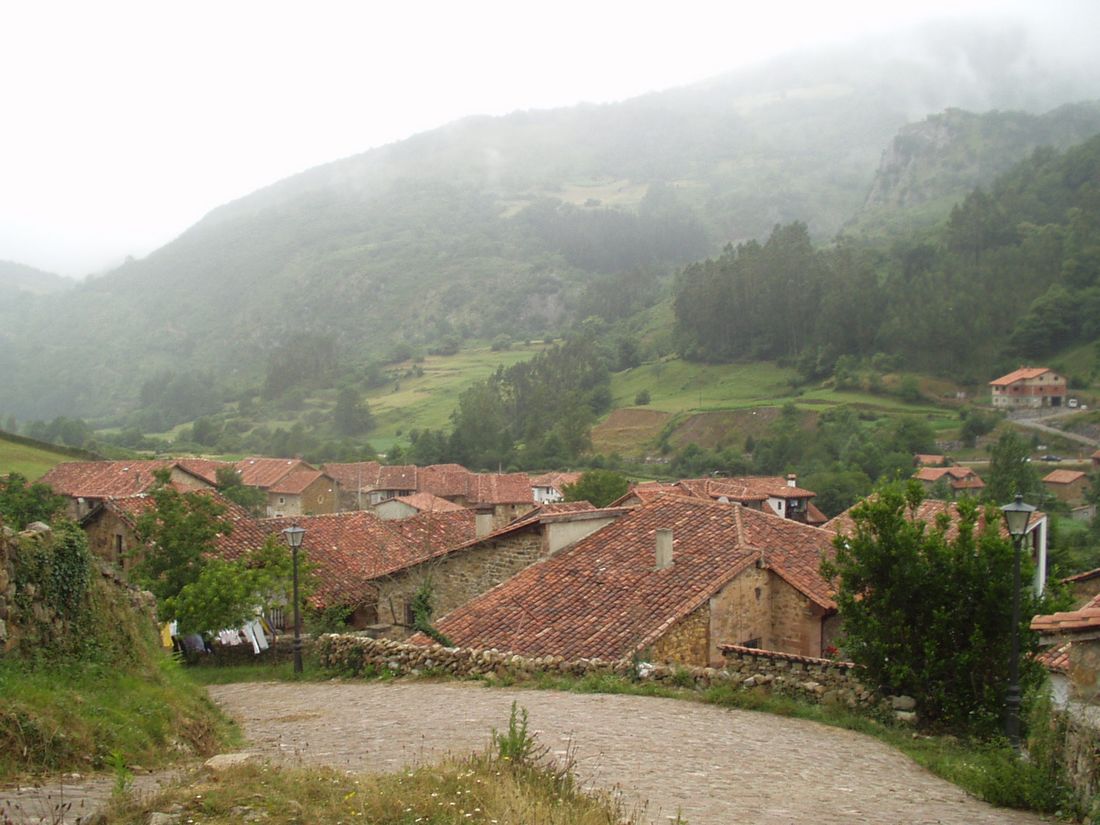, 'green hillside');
0,430,92,480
